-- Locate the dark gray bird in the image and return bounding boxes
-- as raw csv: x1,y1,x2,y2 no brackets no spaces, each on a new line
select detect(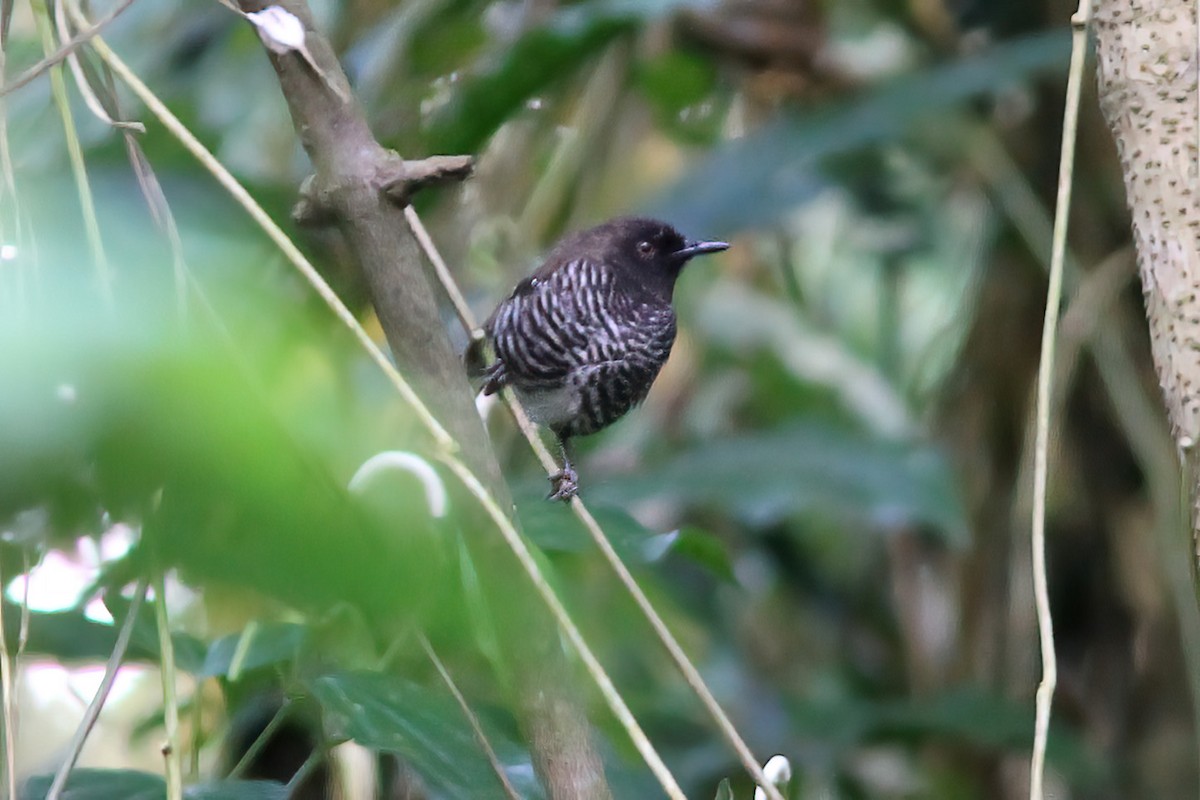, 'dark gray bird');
478,217,728,500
